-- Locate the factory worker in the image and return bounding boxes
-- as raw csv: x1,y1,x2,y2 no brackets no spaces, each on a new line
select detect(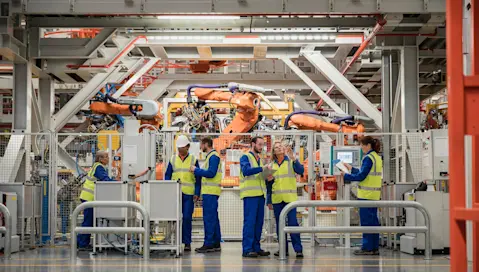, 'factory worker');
239,136,271,258
165,135,202,252
342,136,383,255
77,151,117,250
266,142,304,258
190,137,222,253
